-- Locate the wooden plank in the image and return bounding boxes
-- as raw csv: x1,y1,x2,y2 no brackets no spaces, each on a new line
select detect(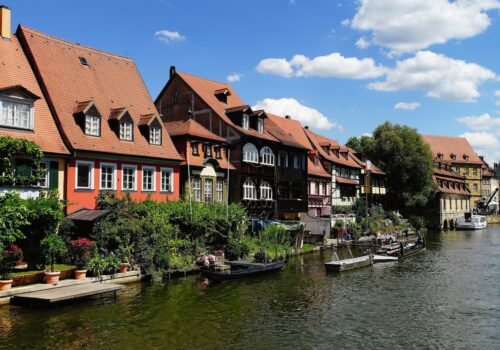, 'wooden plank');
11,283,125,306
